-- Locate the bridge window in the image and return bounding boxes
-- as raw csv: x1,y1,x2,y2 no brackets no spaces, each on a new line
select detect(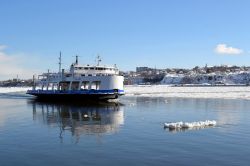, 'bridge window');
66,74,72,77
